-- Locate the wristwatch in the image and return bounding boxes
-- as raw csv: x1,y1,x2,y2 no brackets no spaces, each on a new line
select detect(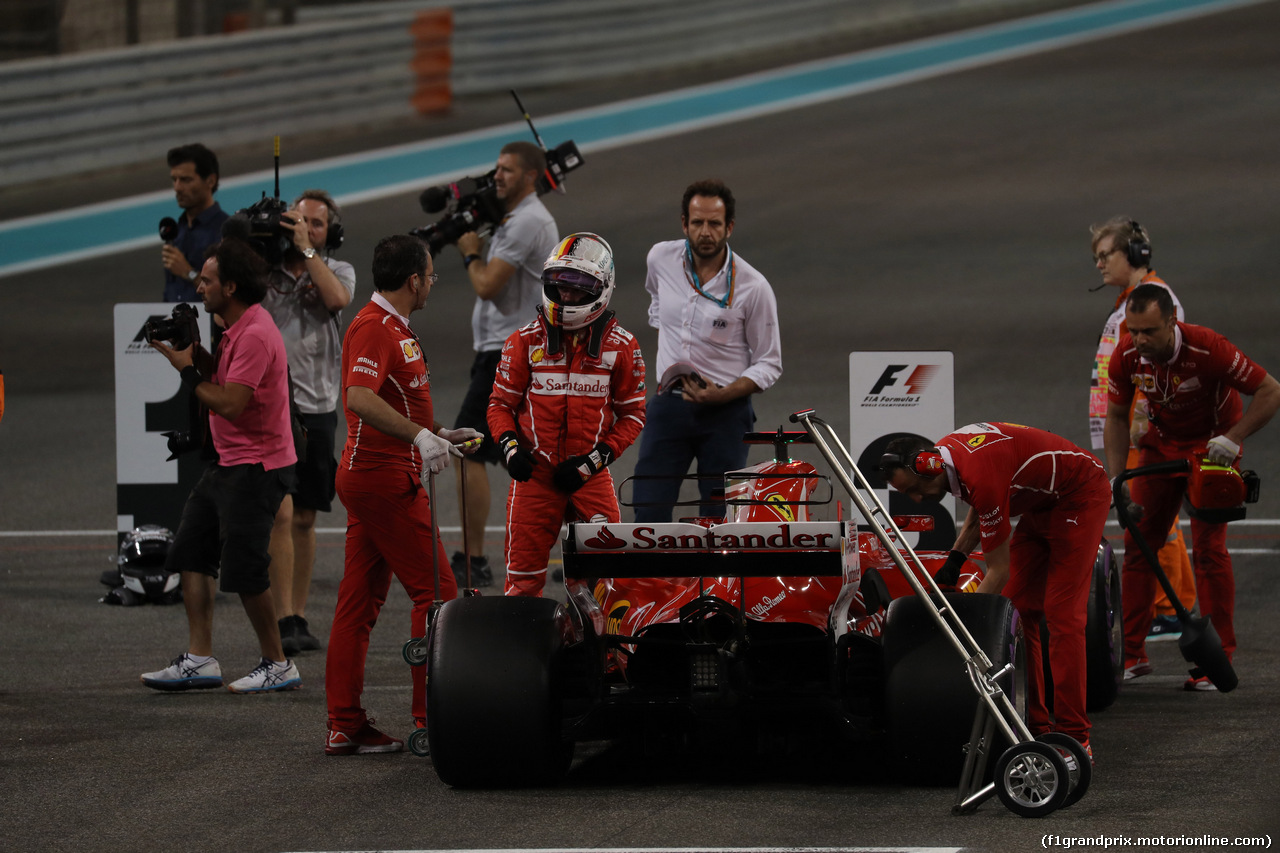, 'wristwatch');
302,247,318,260
186,269,198,282
463,253,481,268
